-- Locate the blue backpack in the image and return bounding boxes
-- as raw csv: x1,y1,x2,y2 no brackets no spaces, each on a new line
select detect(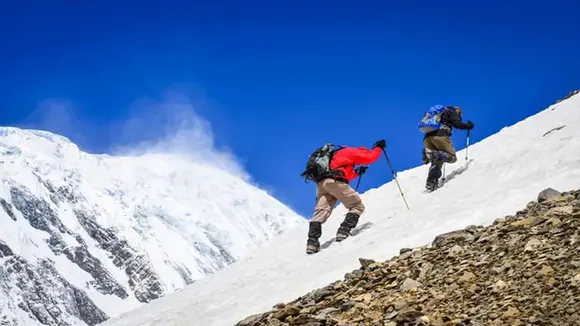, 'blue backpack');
417,105,451,133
